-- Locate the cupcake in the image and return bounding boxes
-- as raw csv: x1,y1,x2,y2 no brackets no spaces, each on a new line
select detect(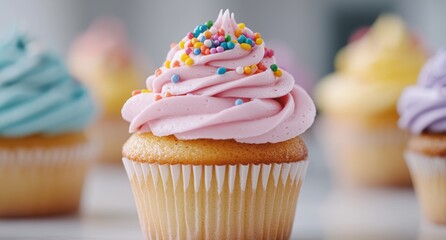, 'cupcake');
121,10,316,239
0,33,95,217
69,17,141,163
398,48,446,225
316,15,428,186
